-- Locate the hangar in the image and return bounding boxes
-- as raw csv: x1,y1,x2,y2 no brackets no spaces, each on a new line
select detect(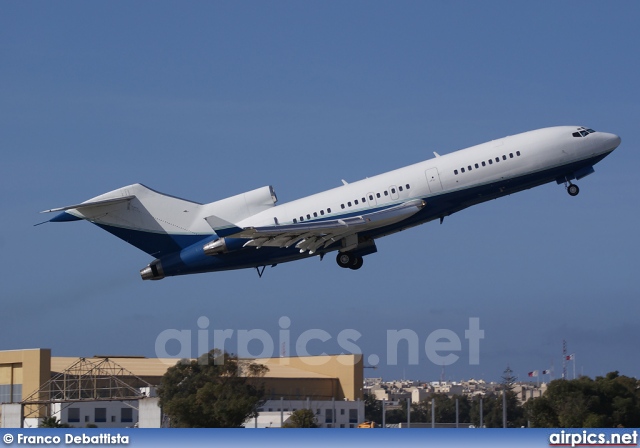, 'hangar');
0,349,364,428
